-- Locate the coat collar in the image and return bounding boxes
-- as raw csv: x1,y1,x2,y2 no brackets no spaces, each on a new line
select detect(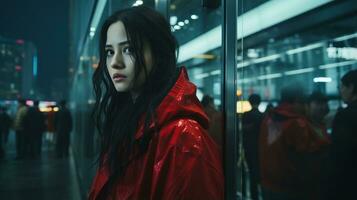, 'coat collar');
135,67,209,140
